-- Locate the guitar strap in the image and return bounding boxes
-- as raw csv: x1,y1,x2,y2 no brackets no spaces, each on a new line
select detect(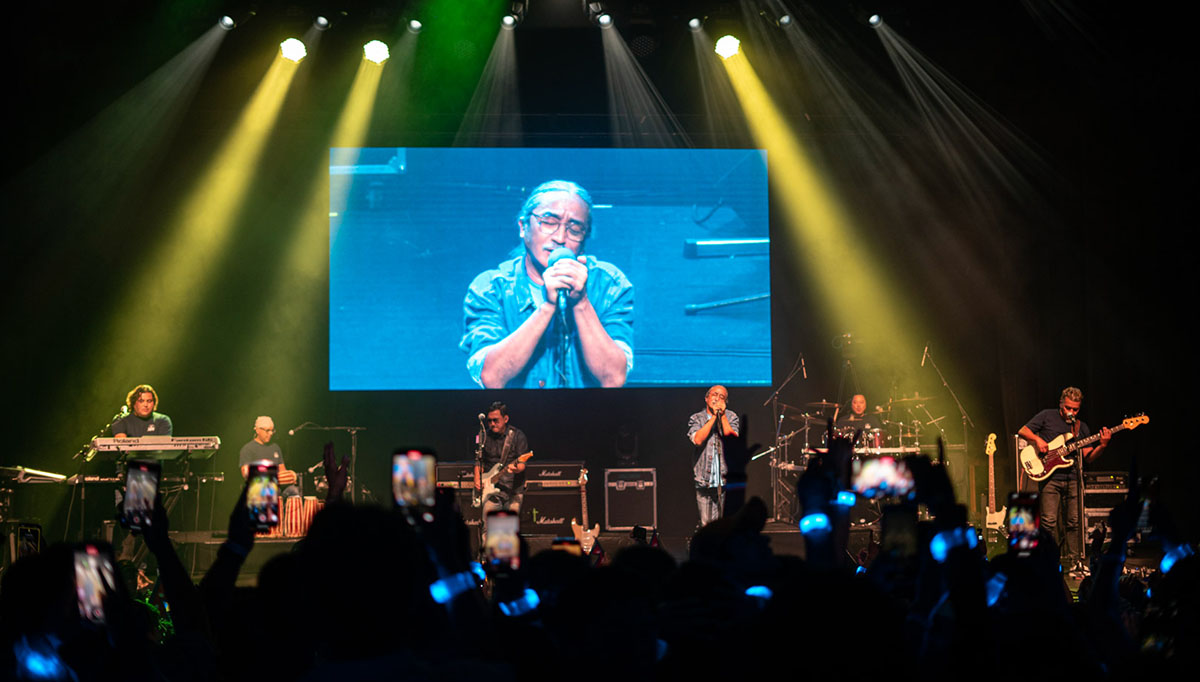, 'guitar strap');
499,428,514,468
